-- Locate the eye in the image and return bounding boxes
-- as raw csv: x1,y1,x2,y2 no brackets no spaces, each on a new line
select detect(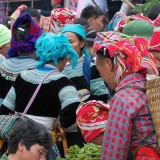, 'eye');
38,151,43,155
